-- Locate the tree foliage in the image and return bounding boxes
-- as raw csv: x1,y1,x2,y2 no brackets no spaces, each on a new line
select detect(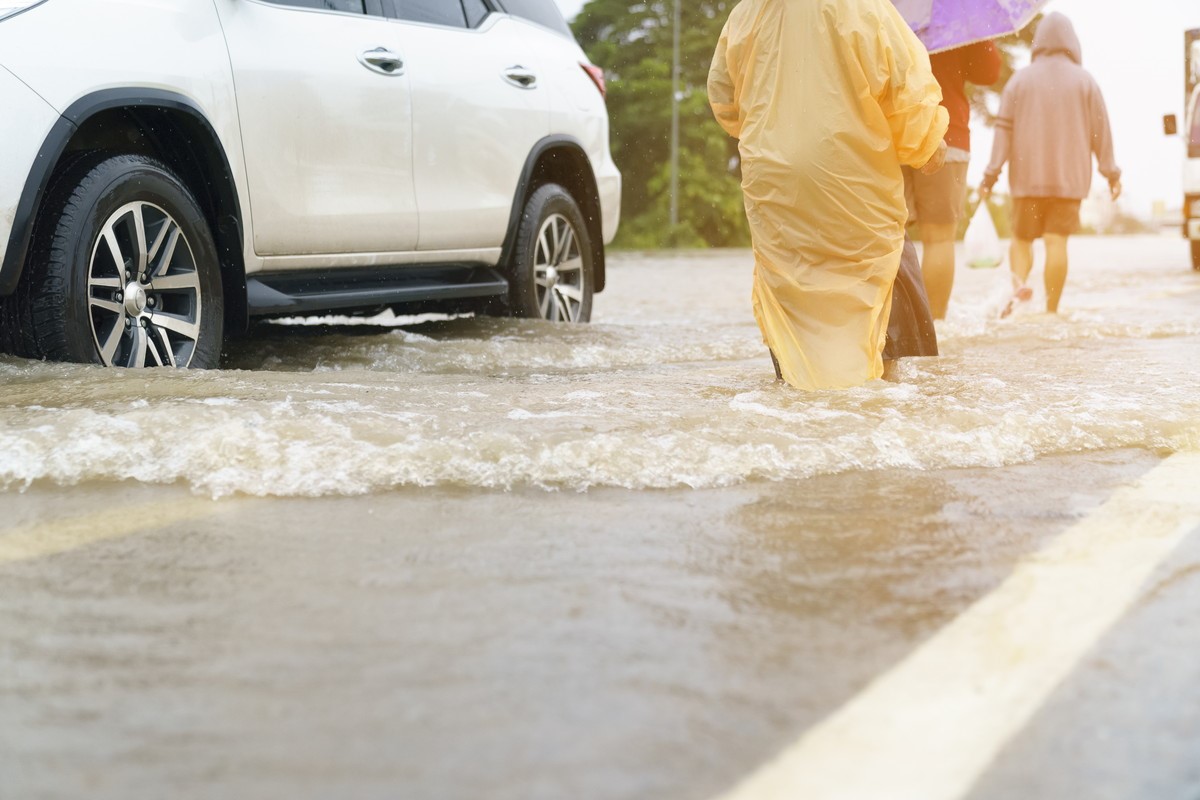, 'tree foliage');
572,1,747,248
